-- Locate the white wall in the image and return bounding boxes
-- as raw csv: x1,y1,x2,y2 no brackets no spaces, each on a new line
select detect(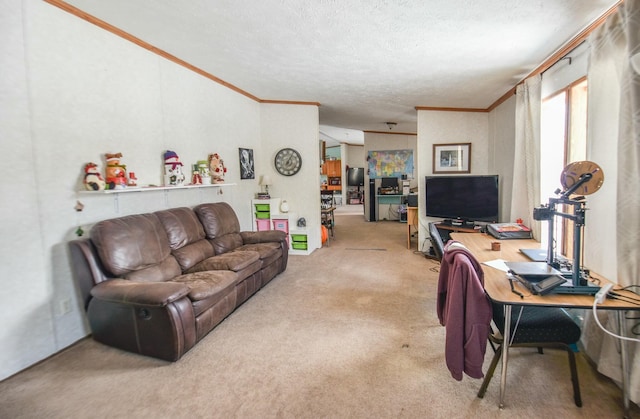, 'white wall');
0,0,319,381
259,104,321,251
416,111,490,251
